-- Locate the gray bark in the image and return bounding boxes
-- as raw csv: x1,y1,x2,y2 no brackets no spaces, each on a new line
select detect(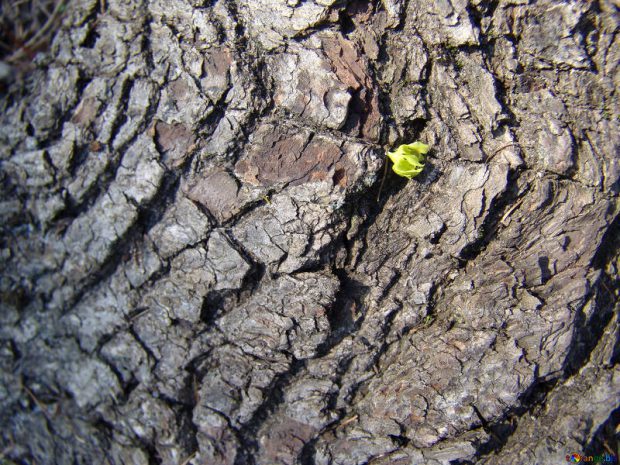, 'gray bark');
1,0,618,464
